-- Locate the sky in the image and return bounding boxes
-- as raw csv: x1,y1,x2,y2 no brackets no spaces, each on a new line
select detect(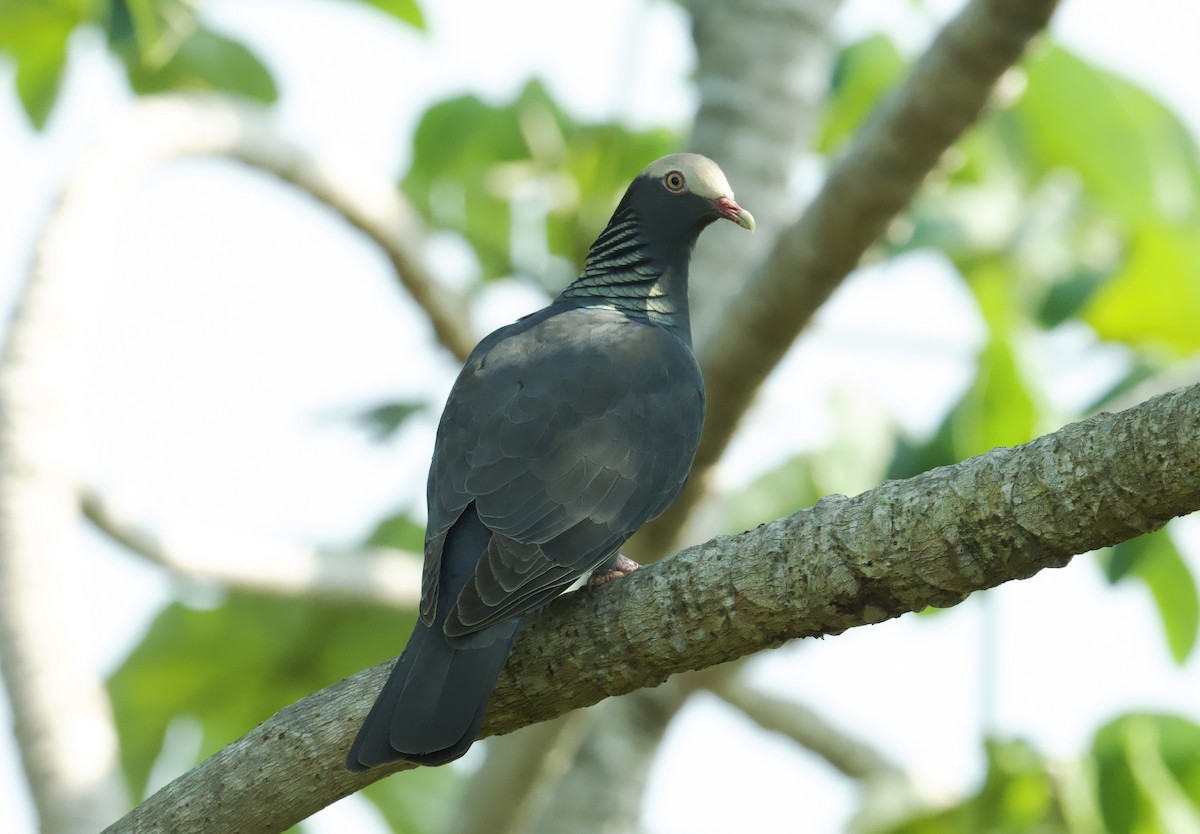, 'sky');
1,0,1199,832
